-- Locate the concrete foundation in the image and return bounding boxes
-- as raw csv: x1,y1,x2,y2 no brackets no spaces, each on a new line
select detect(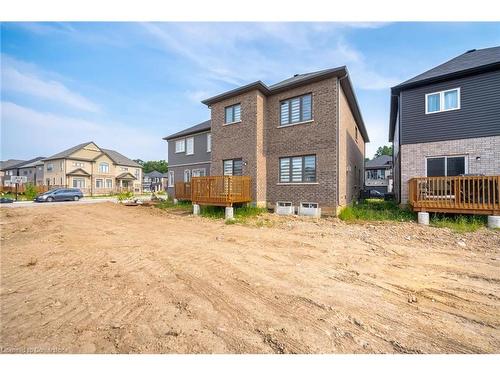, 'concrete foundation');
173,199,178,205
487,215,500,229
193,204,200,216
225,207,234,220
418,212,429,226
